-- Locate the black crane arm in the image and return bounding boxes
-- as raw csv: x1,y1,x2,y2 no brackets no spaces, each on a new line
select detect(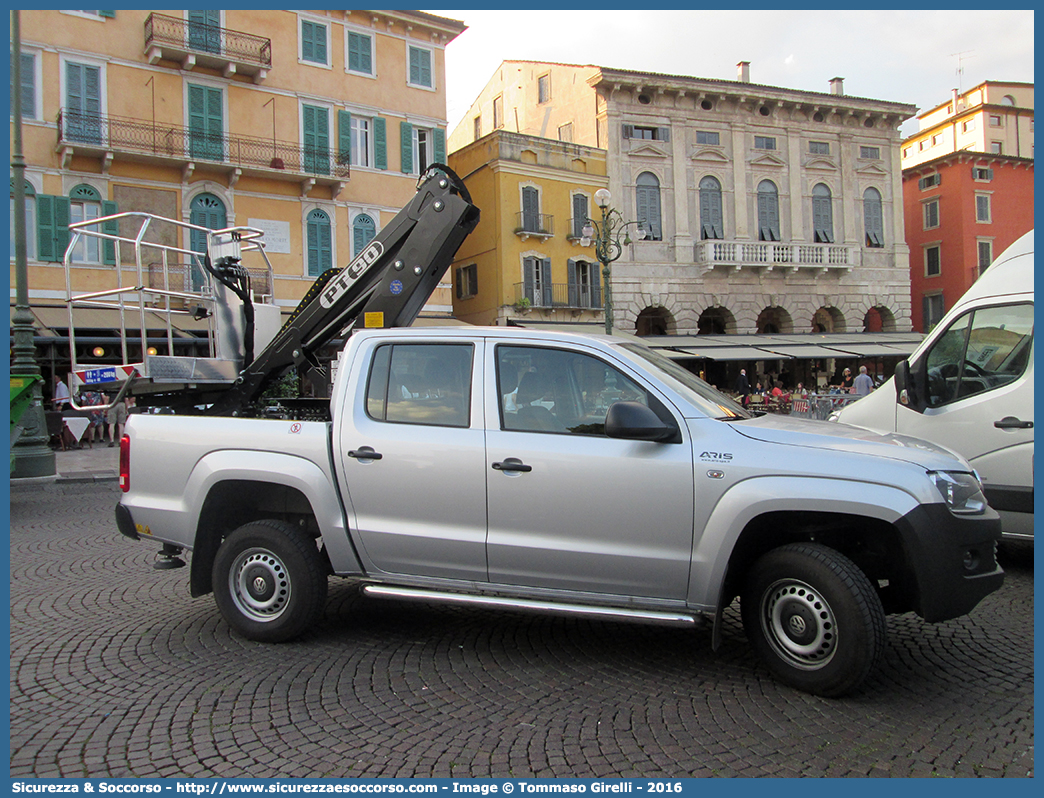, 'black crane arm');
205,165,479,416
